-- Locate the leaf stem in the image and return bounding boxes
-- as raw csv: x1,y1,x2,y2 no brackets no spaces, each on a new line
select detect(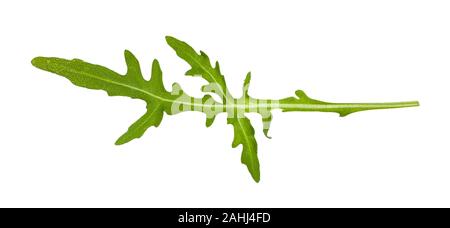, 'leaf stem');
277,100,420,116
